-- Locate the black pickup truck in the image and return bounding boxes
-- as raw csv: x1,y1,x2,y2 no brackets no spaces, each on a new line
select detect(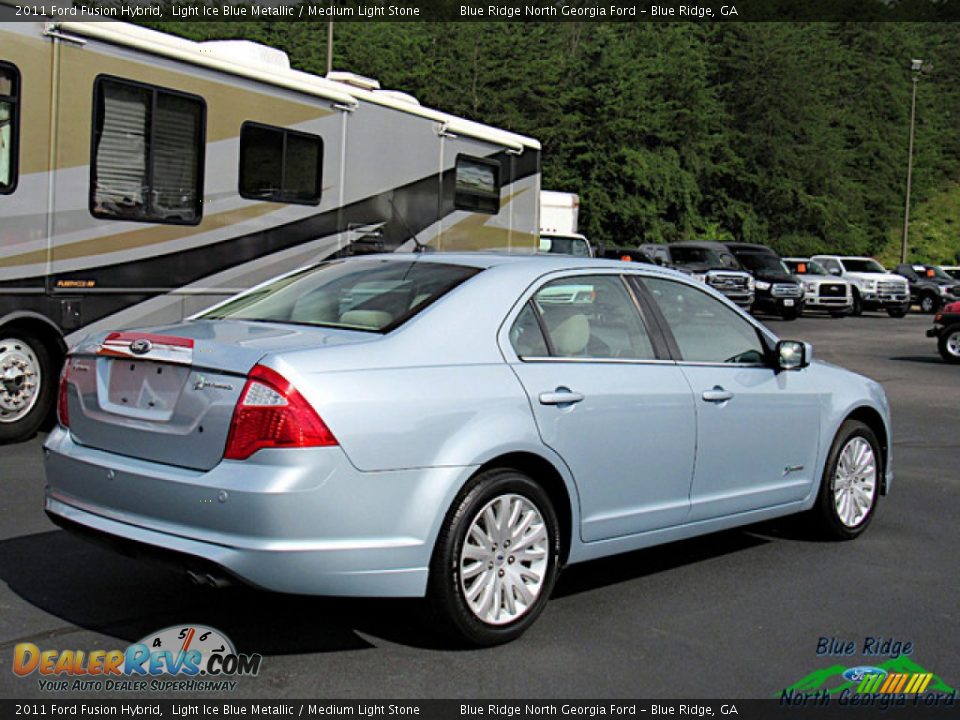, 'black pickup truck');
894,264,960,314
724,242,805,320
